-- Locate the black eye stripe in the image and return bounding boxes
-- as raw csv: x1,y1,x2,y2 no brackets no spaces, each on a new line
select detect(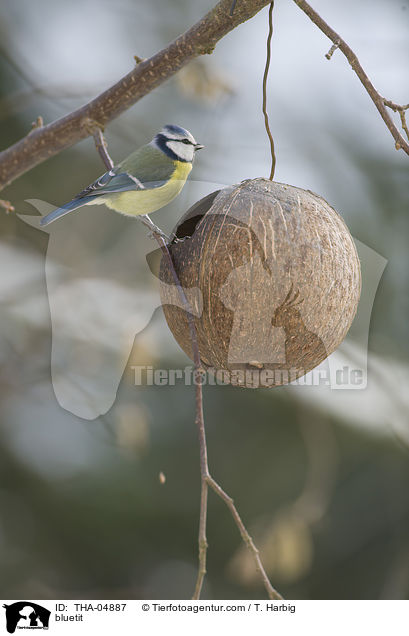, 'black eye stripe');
166,137,193,145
